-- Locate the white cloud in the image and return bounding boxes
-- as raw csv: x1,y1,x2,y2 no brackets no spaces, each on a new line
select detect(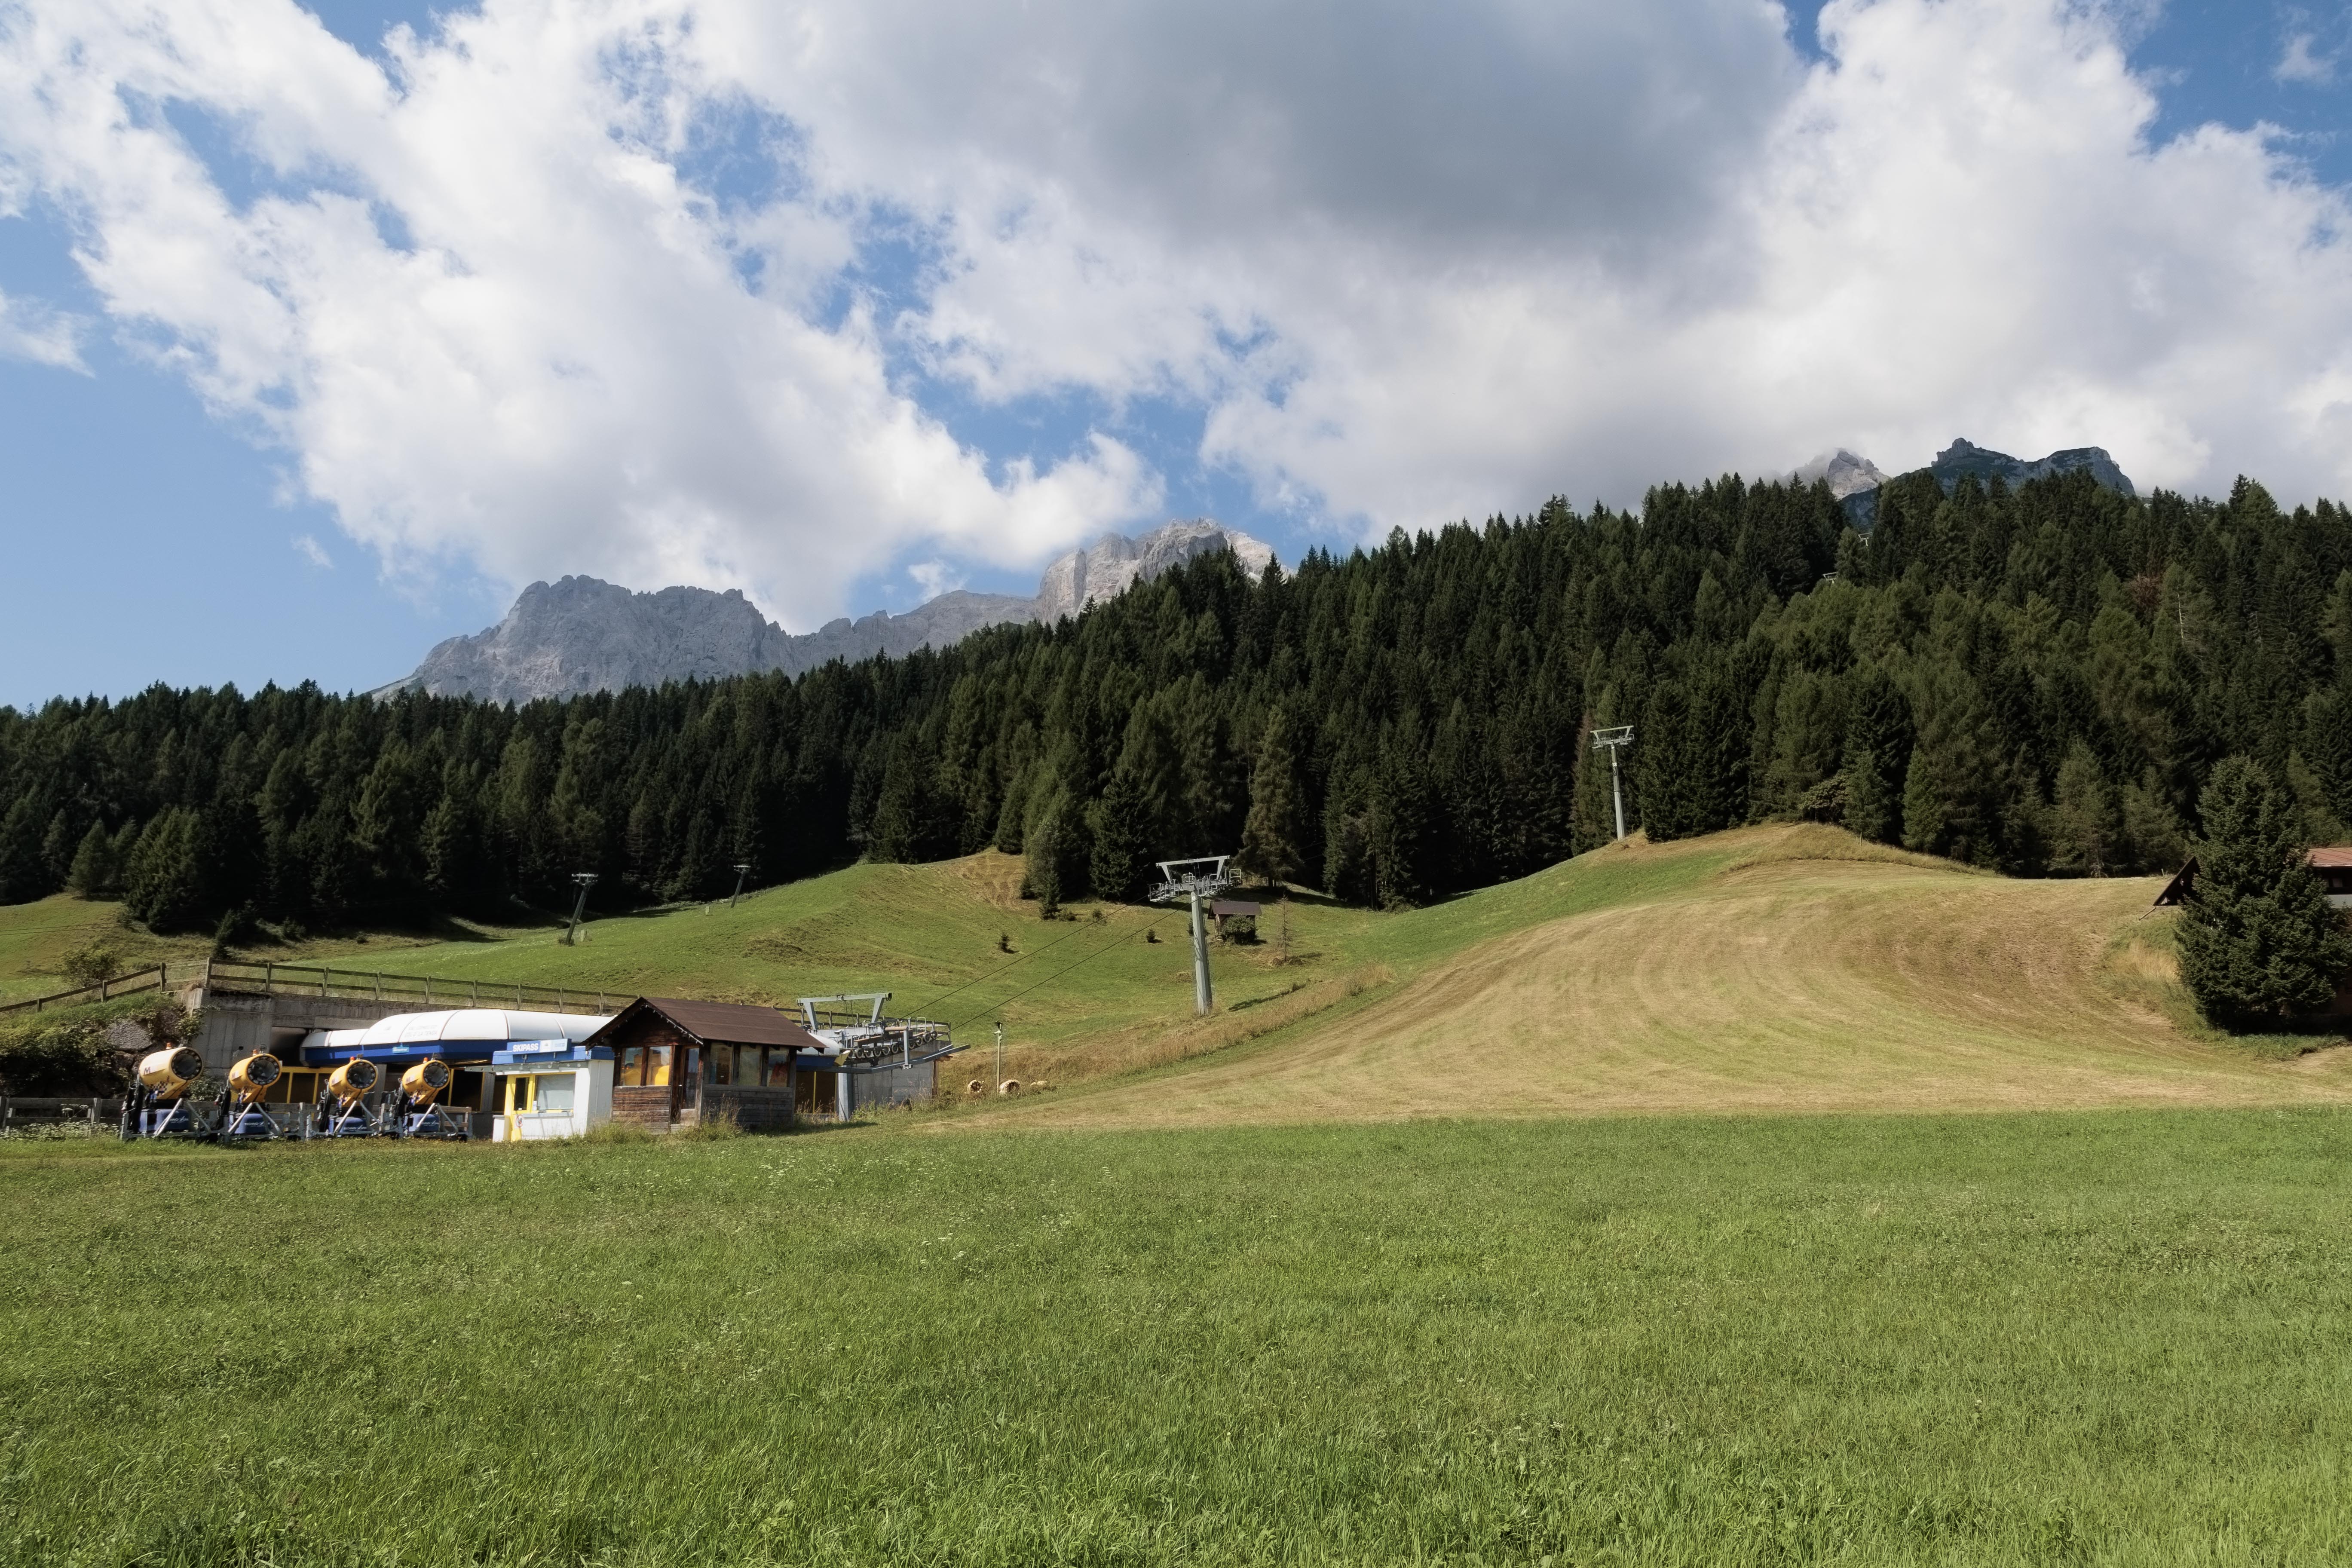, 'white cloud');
905,558,964,600
0,0,1161,629
2277,30,2337,85
292,533,333,567
0,287,86,370
2,0,2352,627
